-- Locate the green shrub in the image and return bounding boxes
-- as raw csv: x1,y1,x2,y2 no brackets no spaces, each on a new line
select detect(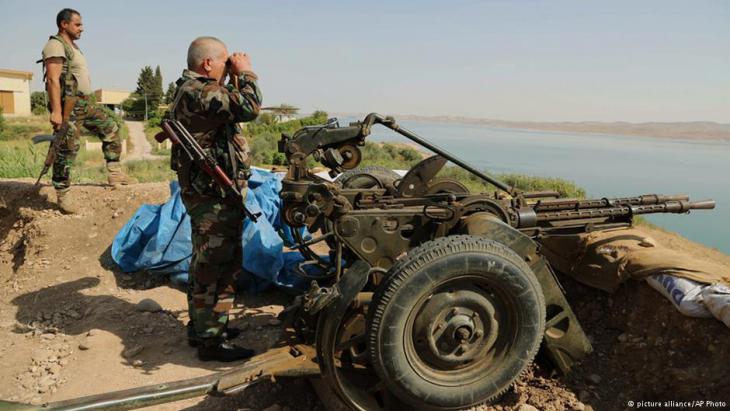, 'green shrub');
0,106,5,137
31,91,49,115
